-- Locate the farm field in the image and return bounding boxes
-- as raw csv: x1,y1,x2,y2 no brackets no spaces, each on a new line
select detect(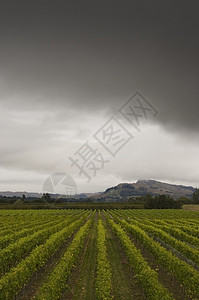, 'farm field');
0,209,199,299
